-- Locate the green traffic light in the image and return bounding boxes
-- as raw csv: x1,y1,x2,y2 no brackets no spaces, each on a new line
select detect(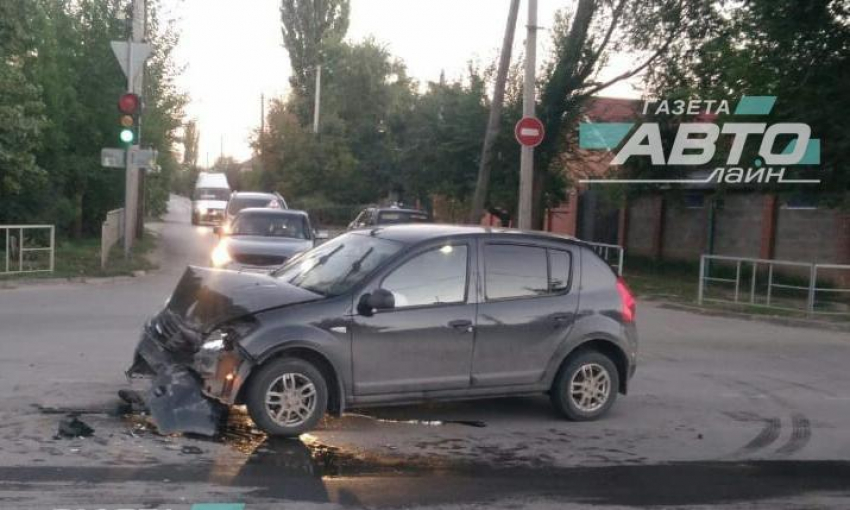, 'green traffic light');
120,128,135,144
